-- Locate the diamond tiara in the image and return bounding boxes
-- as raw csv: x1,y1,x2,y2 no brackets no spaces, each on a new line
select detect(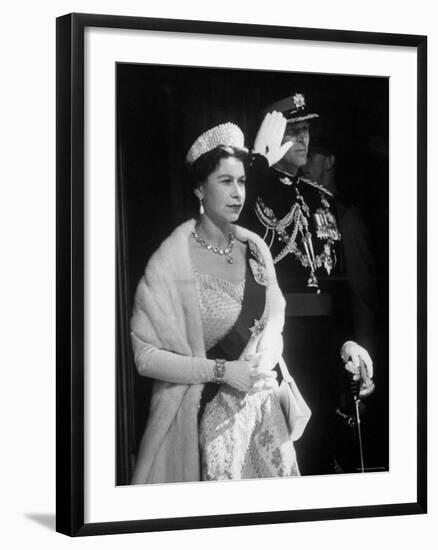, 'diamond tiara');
185,122,247,165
